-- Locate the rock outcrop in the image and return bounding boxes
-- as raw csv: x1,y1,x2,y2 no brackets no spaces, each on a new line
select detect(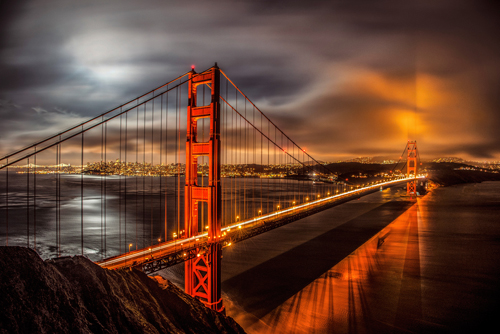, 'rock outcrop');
0,246,245,334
